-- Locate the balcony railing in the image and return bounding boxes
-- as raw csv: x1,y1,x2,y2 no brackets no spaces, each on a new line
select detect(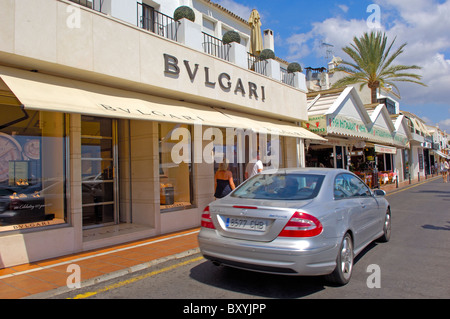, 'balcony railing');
281,67,295,86
133,7,301,88
69,0,104,12
202,33,230,61
247,53,267,76
137,3,179,41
